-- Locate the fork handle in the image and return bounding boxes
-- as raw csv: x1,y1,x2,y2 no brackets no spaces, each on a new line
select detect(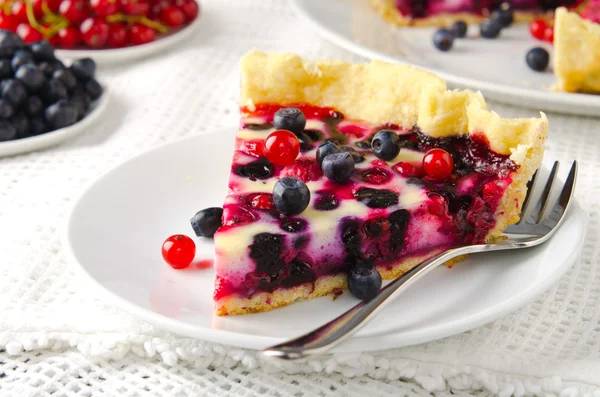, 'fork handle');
262,247,468,360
